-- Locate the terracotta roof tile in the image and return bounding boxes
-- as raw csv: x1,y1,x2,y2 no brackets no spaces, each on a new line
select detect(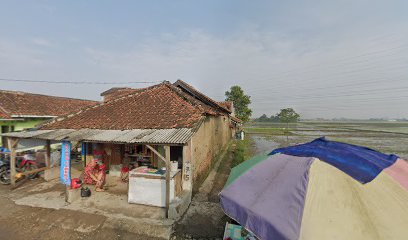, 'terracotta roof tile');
42,83,205,130
231,115,242,123
173,80,231,114
100,87,140,102
0,90,97,116
218,101,233,111
0,90,98,118
0,108,11,119
100,82,223,116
